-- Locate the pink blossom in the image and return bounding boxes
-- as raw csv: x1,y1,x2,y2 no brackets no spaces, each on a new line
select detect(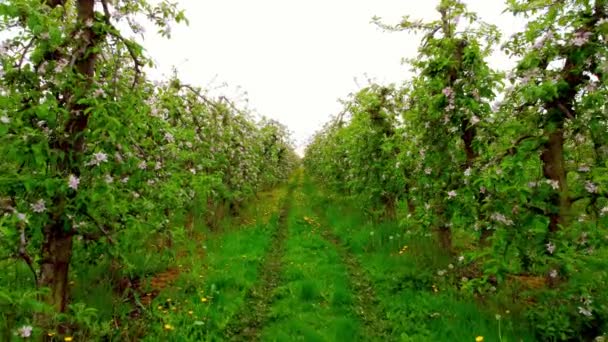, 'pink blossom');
68,174,79,190
572,31,592,47
442,87,454,97
447,190,457,199
585,181,598,194
93,88,105,98
16,212,28,222
578,165,591,172
491,212,514,226
138,161,147,170
17,325,33,338
31,199,46,213
88,152,108,166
